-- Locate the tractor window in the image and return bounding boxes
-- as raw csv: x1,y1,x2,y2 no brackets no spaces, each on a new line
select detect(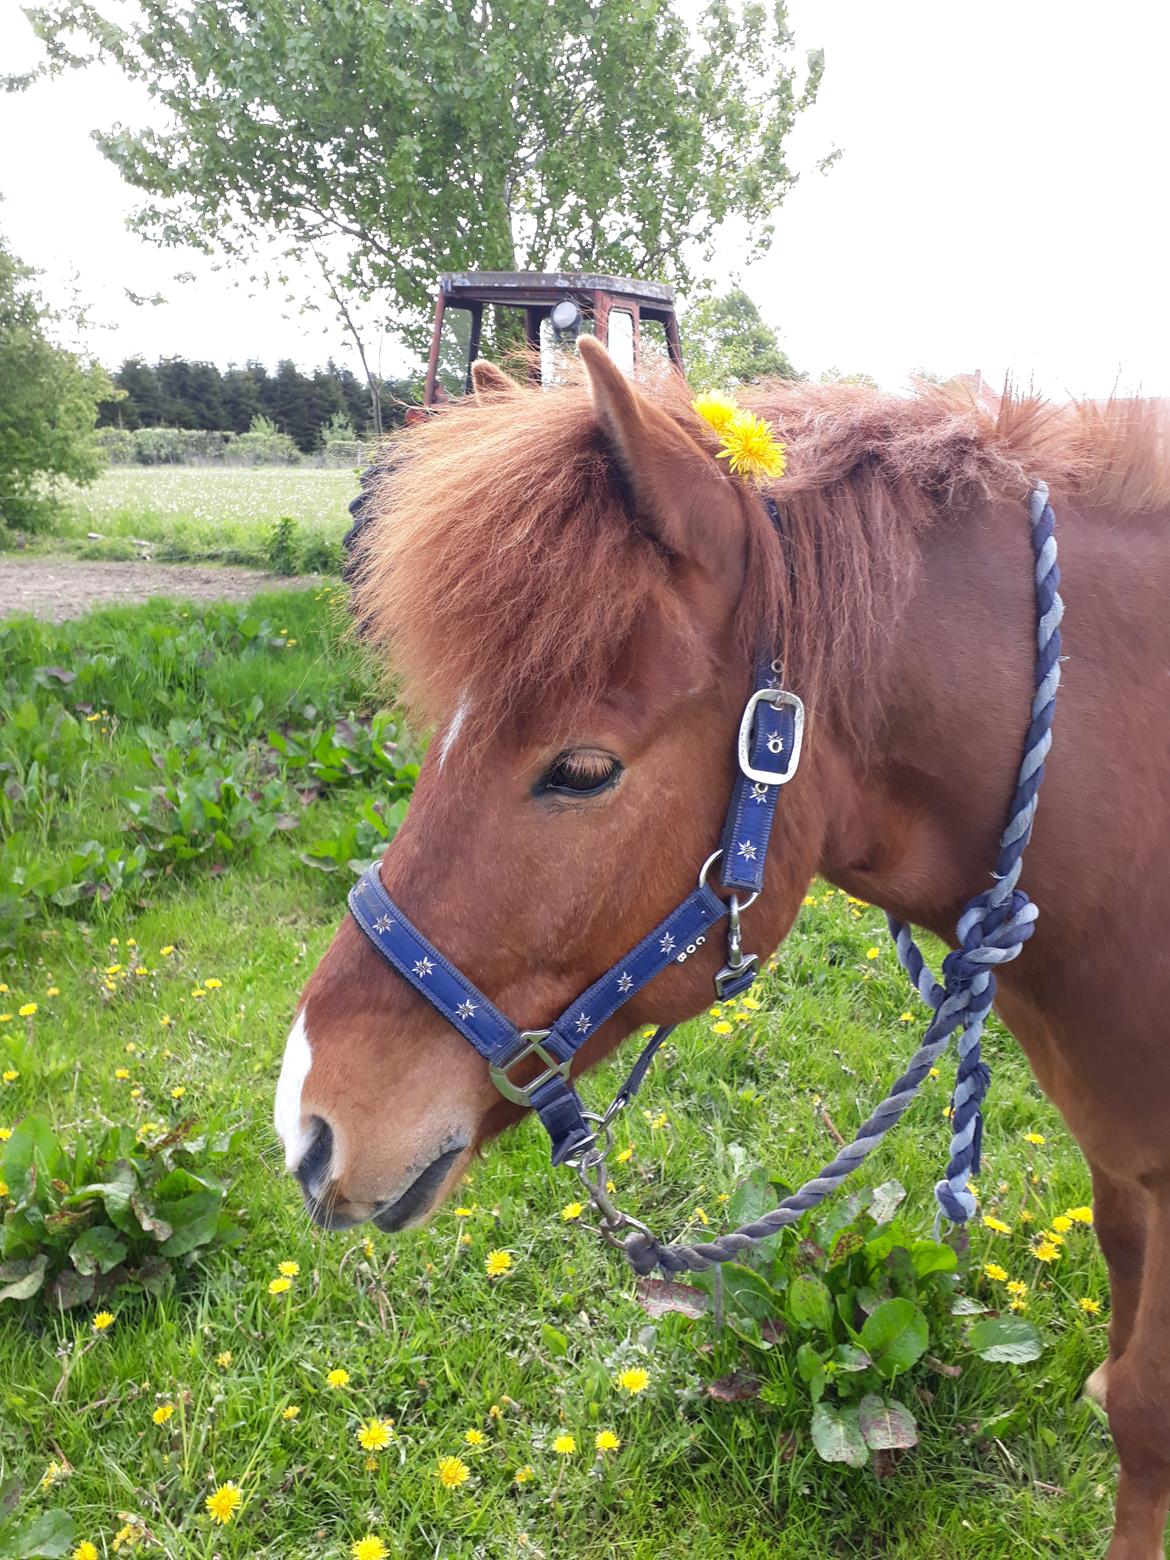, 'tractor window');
608,310,635,375
437,306,473,397
640,318,671,375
